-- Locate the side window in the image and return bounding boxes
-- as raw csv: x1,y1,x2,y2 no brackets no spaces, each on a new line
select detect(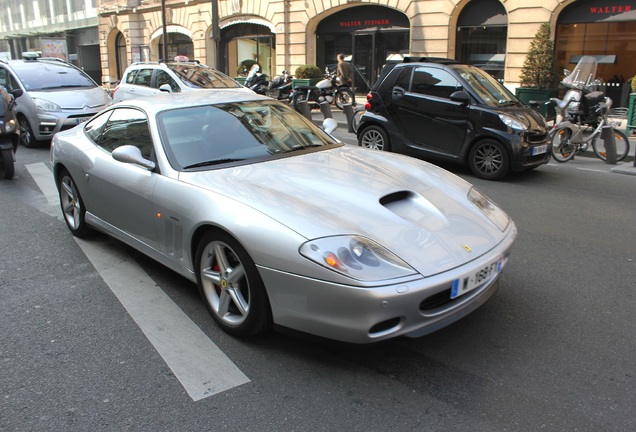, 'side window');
85,110,113,144
125,70,138,84
411,68,460,99
0,68,7,88
132,69,153,87
155,70,180,92
0,68,19,92
99,108,152,158
394,67,412,91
